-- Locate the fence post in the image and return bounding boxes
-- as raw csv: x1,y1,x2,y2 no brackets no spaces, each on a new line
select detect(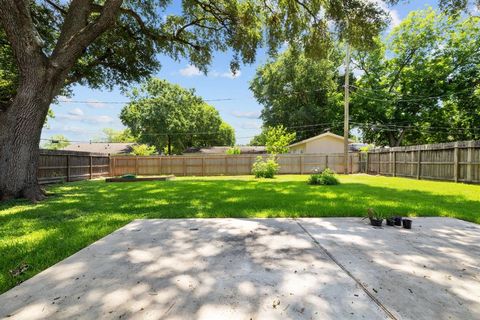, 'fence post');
300,155,304,174
392,151,396,177
365,152,369,173
349,154,353,173
453,143,459,183
225,156,228,175
89,156,93,179
183,157,187,176
466,141,473,183
202,157,205,176
411,151,415,177
66,155,70,182
134,157,138,175
417,149,422,180
325,155,329,169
